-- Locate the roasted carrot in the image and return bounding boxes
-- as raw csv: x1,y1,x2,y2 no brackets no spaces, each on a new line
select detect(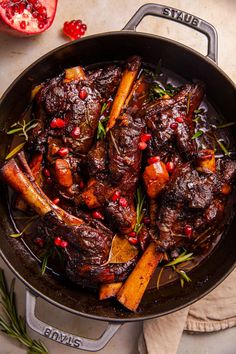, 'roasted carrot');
116,243,163,312
54,159,73,188
143,161,169,199
99,282,123,300
64,66,86,82
106,56,141,131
